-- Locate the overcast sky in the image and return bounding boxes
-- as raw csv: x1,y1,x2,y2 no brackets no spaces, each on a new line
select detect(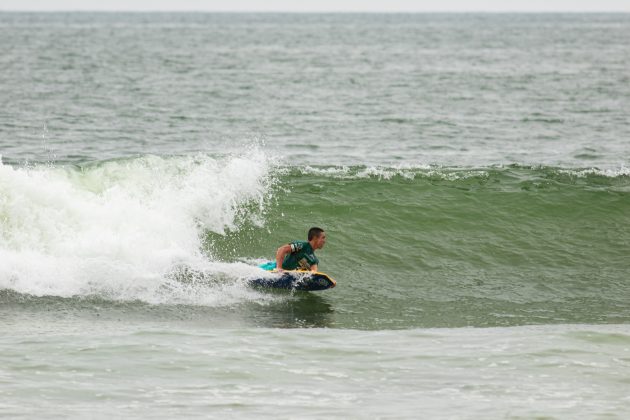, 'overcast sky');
1,0,630,12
